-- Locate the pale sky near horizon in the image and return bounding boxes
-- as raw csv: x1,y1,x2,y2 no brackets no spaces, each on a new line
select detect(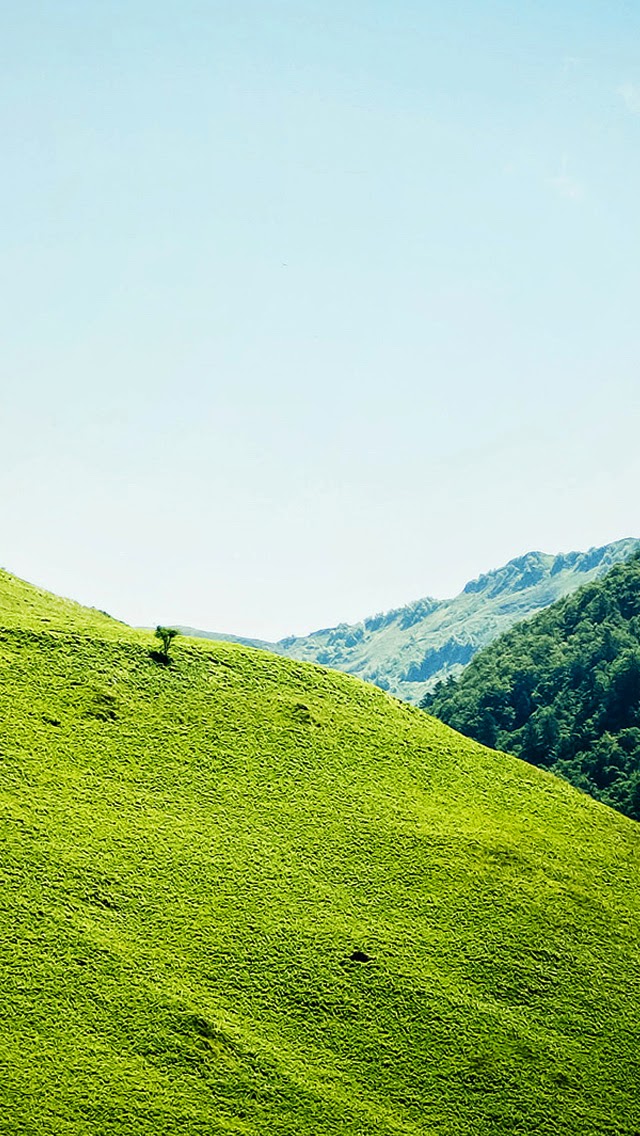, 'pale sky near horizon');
1,1,639,639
